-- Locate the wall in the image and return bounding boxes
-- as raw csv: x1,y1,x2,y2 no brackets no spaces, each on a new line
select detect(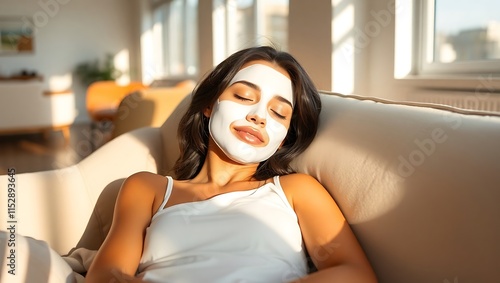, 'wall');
288,0,372,95
288,0,332,91
197,0,214,80
0,0,140,122
194,0,371,95
365,0,415,101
